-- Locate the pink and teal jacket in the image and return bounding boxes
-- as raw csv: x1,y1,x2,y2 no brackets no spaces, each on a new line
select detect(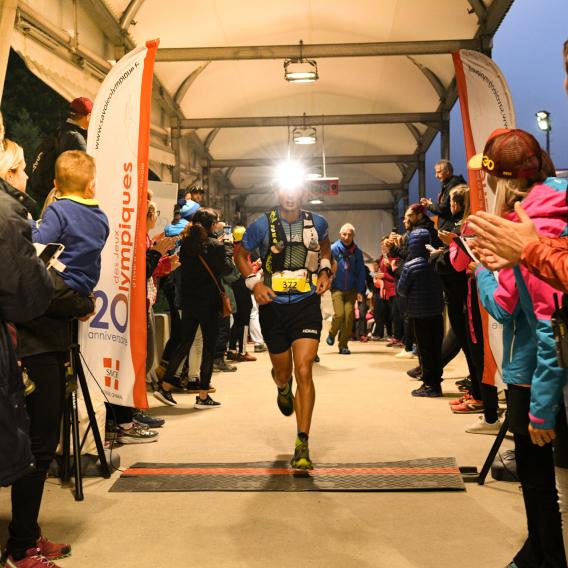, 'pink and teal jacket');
476,177,568,430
